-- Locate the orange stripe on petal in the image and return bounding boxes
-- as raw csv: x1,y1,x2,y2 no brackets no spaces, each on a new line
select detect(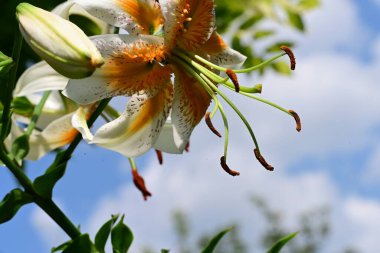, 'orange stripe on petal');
171,66,211,149
101,41,171,96
165,0,215,51
117,0,164,34
198,31,227,55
